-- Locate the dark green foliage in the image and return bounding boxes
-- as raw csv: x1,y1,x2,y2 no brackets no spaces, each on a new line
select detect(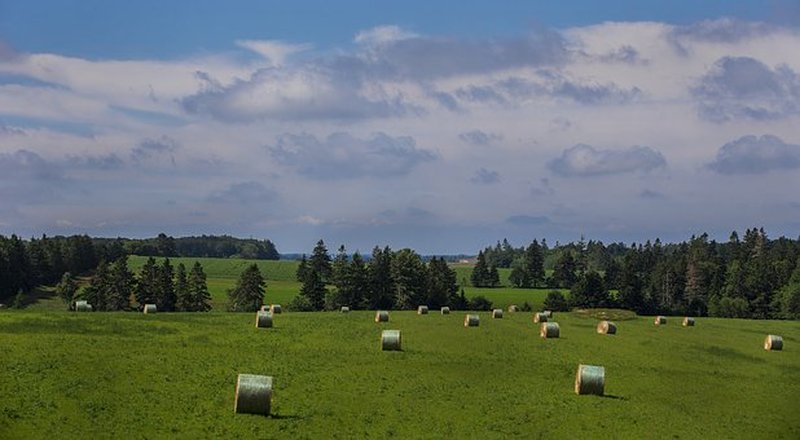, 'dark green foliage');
309,240,332,284
295,254,308,282
367,246,395,309
330,251,367,310
136,257,159,309
157,258,176,311
227,263,266,312
427,257,458,308
55,272,78,309
186,262,212,312
299,269,326,310
468,295,493,311
543,290,570,312
286,293,314,311
83,261,111,311
570,271,609,308
107,256,136,311
121,234,279,260
551,251,578,289
175,263,189,311
391,249,428,309
470,251,496,287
